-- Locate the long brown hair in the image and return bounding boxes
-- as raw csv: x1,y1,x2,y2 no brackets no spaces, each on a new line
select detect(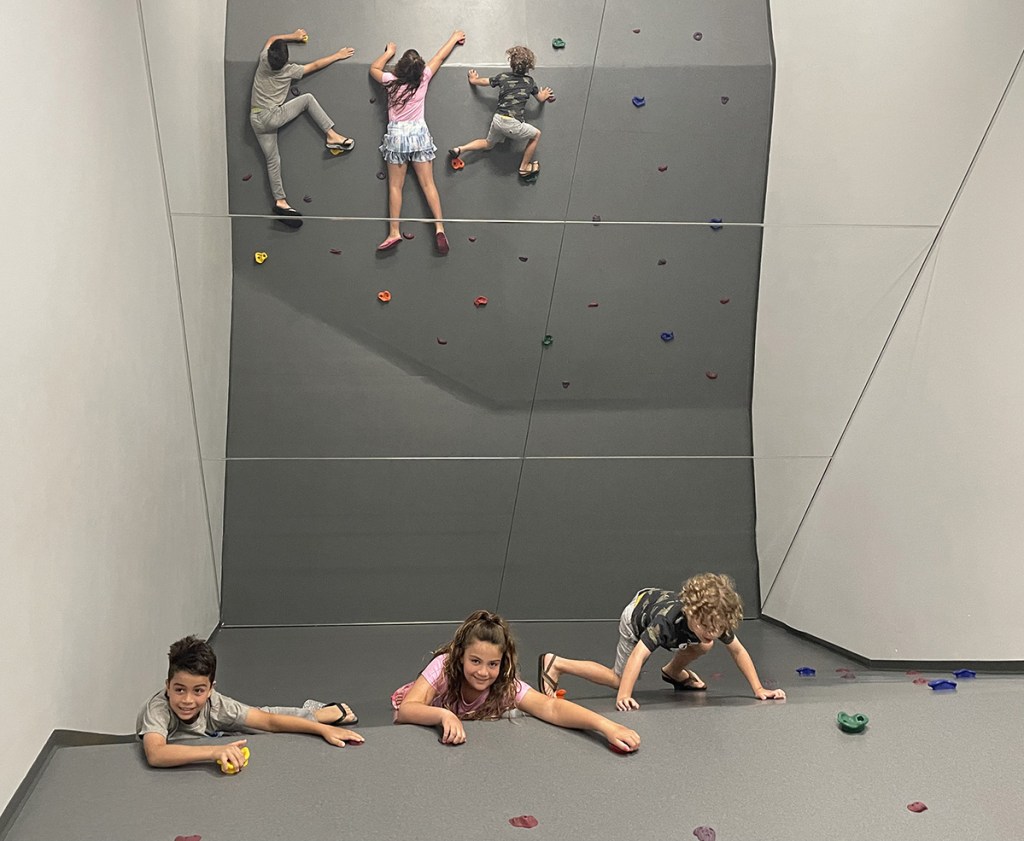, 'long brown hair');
433,610,519,720
383,49,425,111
